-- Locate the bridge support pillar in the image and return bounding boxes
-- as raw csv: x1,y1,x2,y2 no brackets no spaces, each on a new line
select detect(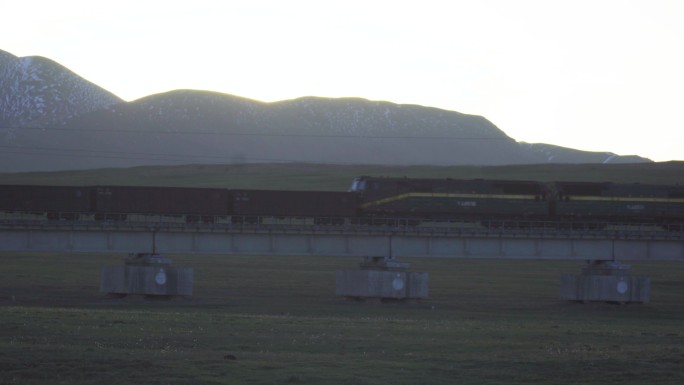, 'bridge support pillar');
560,260,650,303
335,256,429,302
